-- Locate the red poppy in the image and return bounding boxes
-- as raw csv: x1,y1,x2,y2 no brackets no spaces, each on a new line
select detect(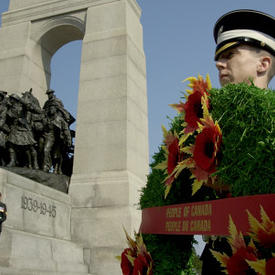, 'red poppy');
266,257,275,275
257,227,275,248
212,216,260,274
121,248,134,275
119,231,153,275
163,133,185,192
184,91,210,134
183,75,211,134
193,124,222,174
133,253,153,275
167,137,182,175
226,247,257,275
